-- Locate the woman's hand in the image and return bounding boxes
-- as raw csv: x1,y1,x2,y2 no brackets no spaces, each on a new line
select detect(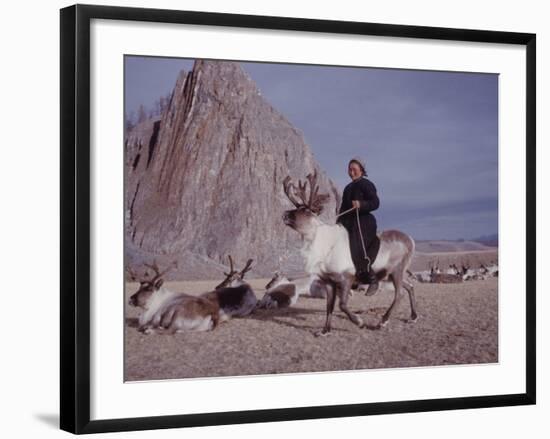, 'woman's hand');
352,200,361,209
